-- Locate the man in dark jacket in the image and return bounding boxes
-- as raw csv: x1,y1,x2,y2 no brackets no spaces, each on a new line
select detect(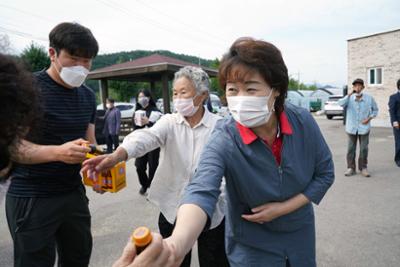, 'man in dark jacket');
388,79,400,167
103,98,121,153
